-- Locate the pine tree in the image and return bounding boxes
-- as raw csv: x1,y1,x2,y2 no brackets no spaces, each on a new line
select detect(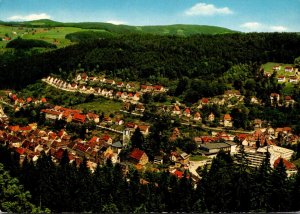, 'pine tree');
268,158,291,212
250,149,272,212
